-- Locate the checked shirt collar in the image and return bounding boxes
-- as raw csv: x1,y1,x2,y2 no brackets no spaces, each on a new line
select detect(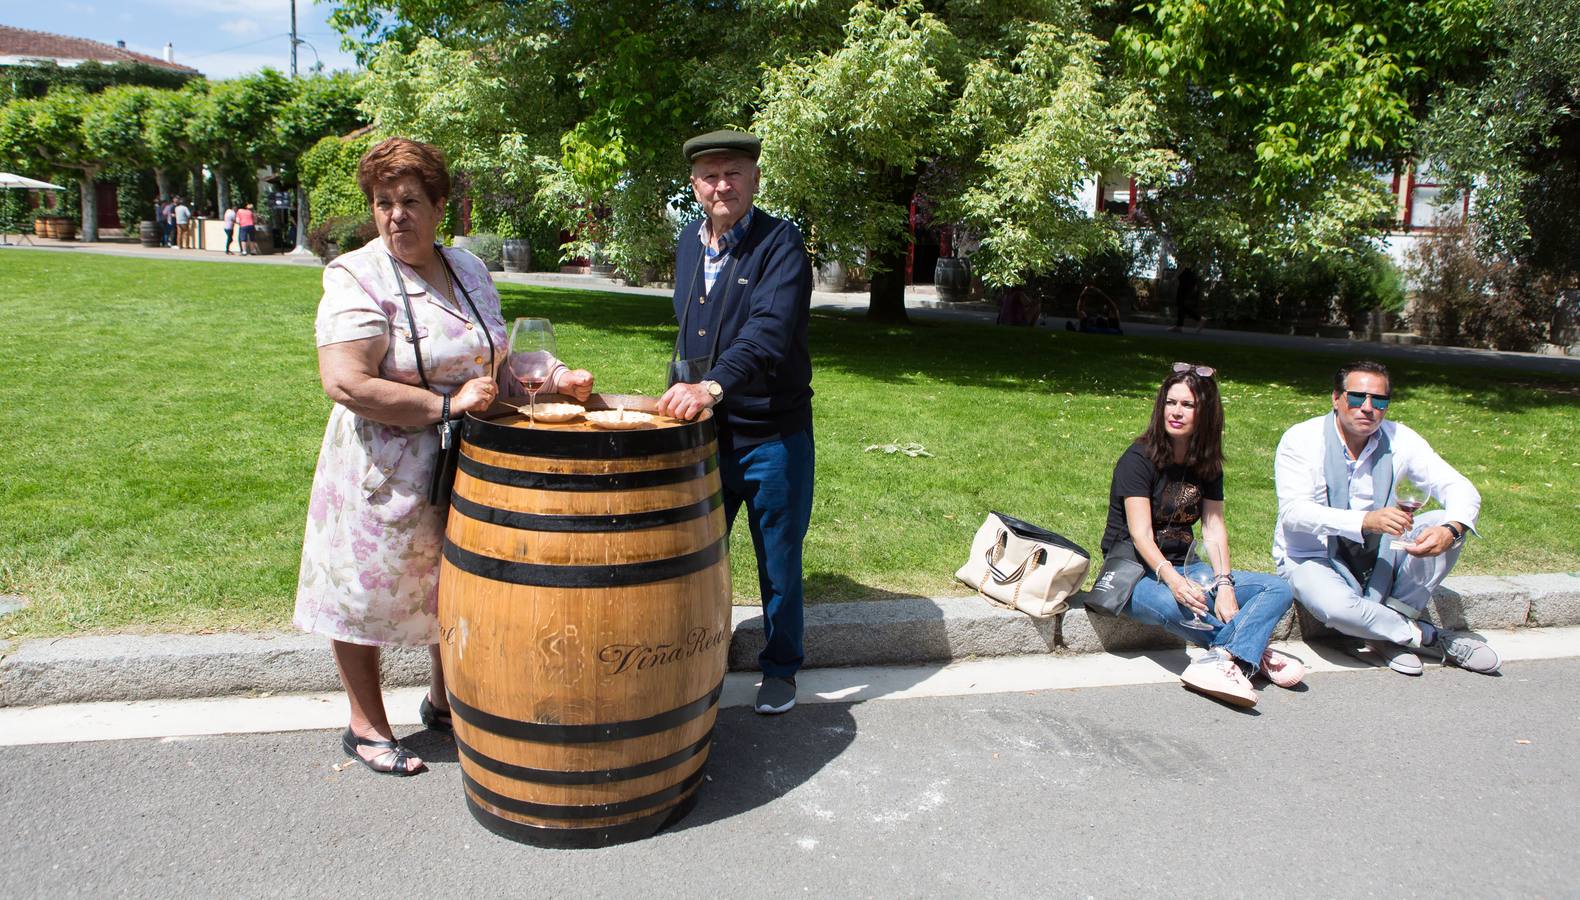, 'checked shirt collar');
698,208,754,296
